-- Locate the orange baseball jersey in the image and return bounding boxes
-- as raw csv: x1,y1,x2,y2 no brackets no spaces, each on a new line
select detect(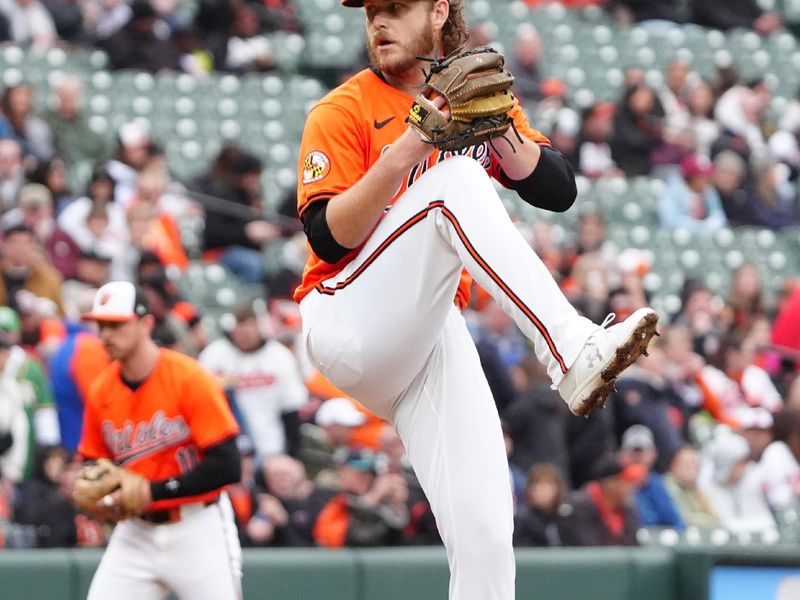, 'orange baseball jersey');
78,348,240,511
294,68,550,306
